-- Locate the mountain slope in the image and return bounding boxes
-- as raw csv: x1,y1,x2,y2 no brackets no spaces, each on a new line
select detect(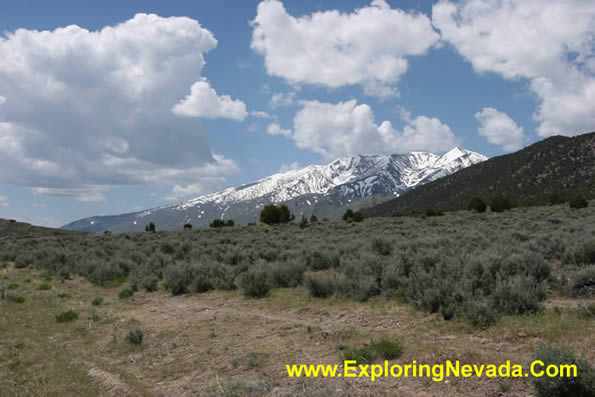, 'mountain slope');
62,147,486,232
364,132,595,217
